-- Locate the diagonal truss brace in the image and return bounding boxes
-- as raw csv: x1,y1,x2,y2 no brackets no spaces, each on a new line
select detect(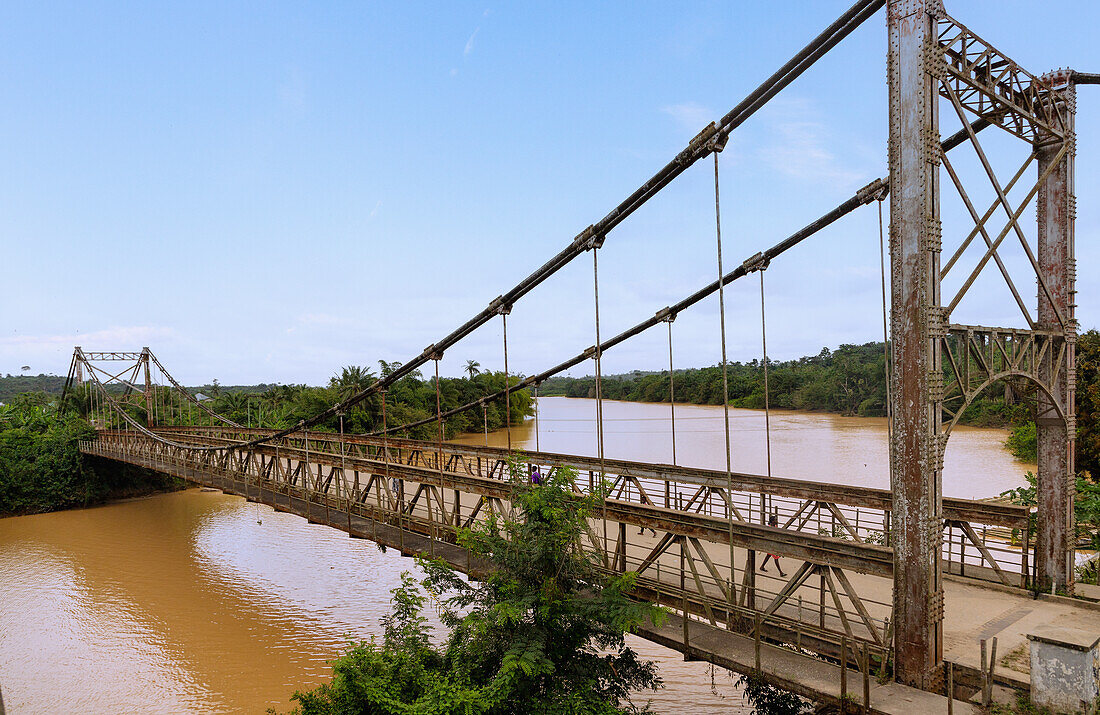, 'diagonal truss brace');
933,11,1070,143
